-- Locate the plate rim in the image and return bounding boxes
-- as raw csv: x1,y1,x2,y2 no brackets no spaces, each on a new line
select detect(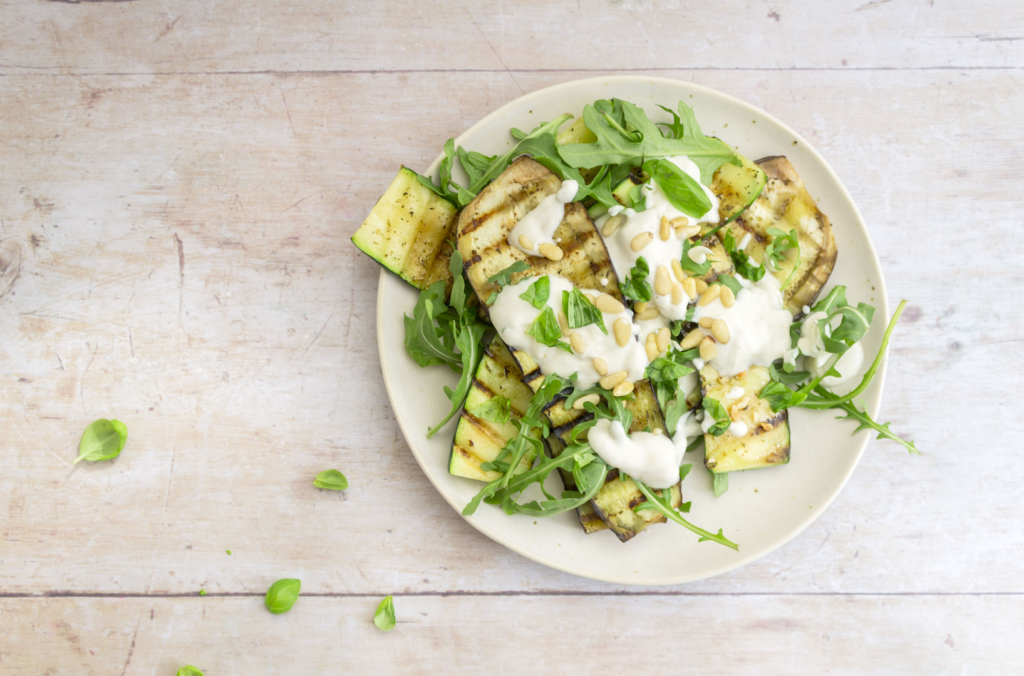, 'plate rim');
375,74,889,585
